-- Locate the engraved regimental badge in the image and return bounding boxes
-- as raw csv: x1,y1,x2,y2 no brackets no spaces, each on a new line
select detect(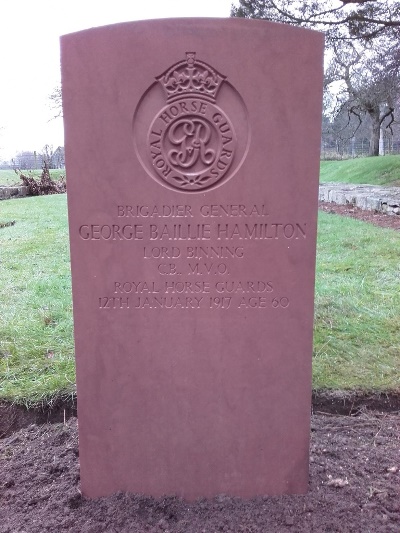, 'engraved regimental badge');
133,52,250,193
